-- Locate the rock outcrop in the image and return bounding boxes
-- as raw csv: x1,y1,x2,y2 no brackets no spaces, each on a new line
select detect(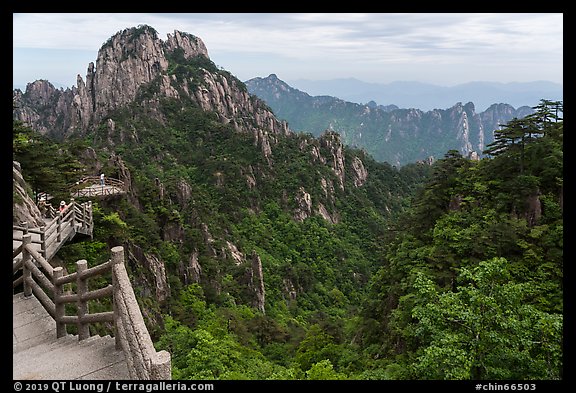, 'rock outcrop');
350,156,368,187
127,244,170,304
293,187,313,222
250,251,266,314
183,249,202,285
320,131,346,190
13,161,45,227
